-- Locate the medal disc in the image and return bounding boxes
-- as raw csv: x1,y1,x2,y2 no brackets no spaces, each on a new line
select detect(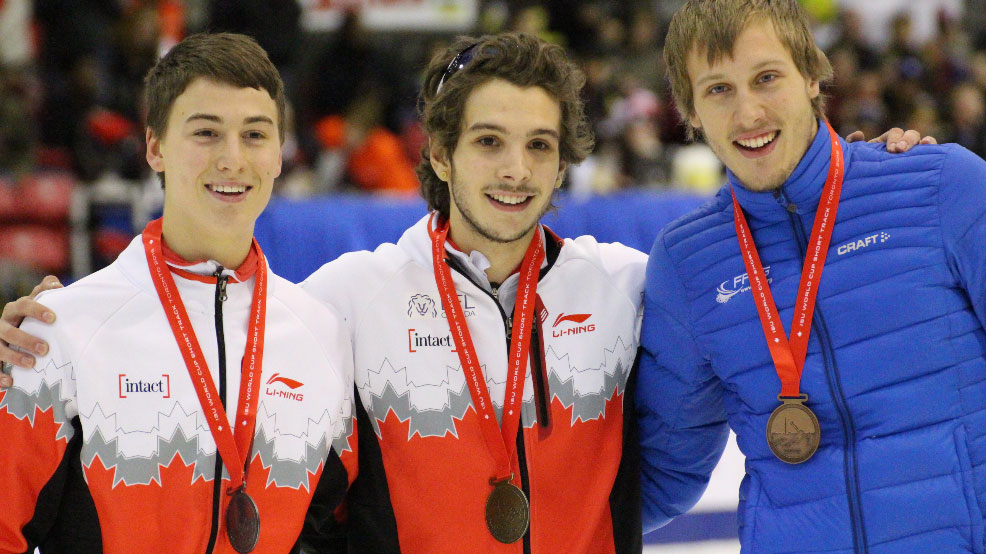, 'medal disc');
766,399,820,464
226,489,260,553
485,482,530,543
